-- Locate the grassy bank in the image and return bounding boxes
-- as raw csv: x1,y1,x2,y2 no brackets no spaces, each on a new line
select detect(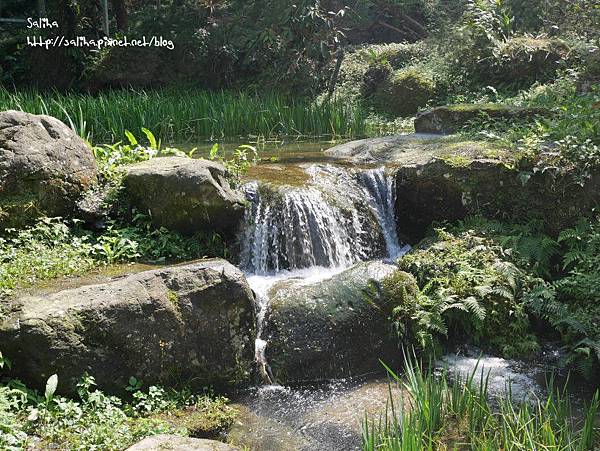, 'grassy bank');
0,88,370,143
